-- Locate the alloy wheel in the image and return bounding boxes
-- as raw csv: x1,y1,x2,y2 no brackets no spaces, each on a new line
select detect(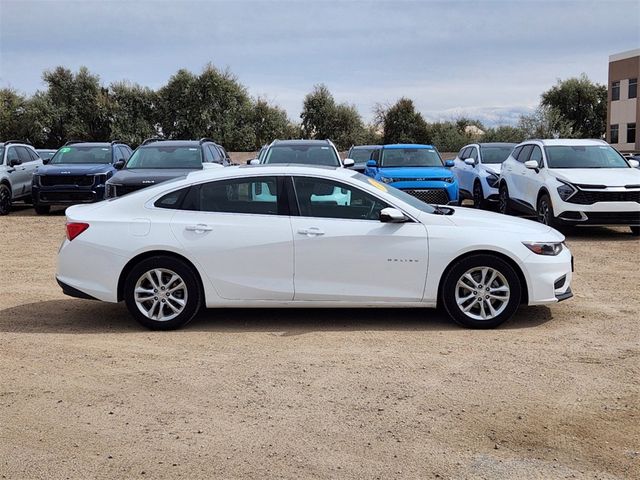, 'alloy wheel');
454,266,510,321
473,183,483,208
498,187,508,214
0,185,11,215
538,199,550,225
134,268,188,321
